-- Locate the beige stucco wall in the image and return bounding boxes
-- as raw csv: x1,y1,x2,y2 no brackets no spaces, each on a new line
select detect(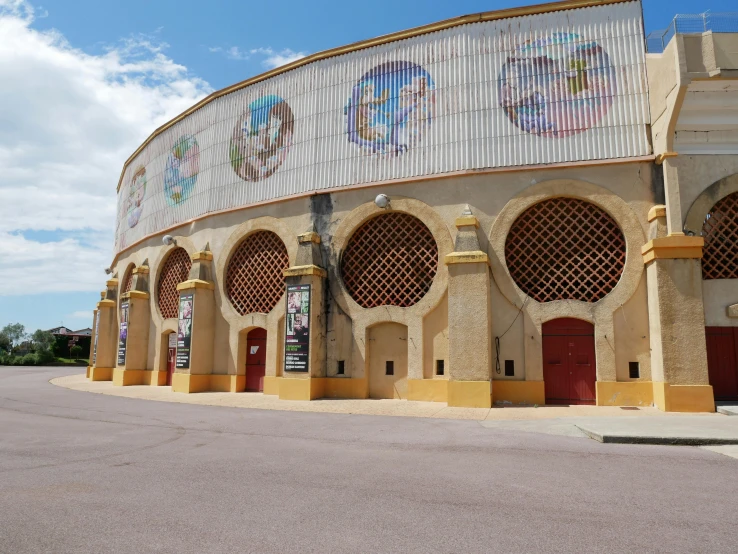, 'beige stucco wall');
112,160,656,387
